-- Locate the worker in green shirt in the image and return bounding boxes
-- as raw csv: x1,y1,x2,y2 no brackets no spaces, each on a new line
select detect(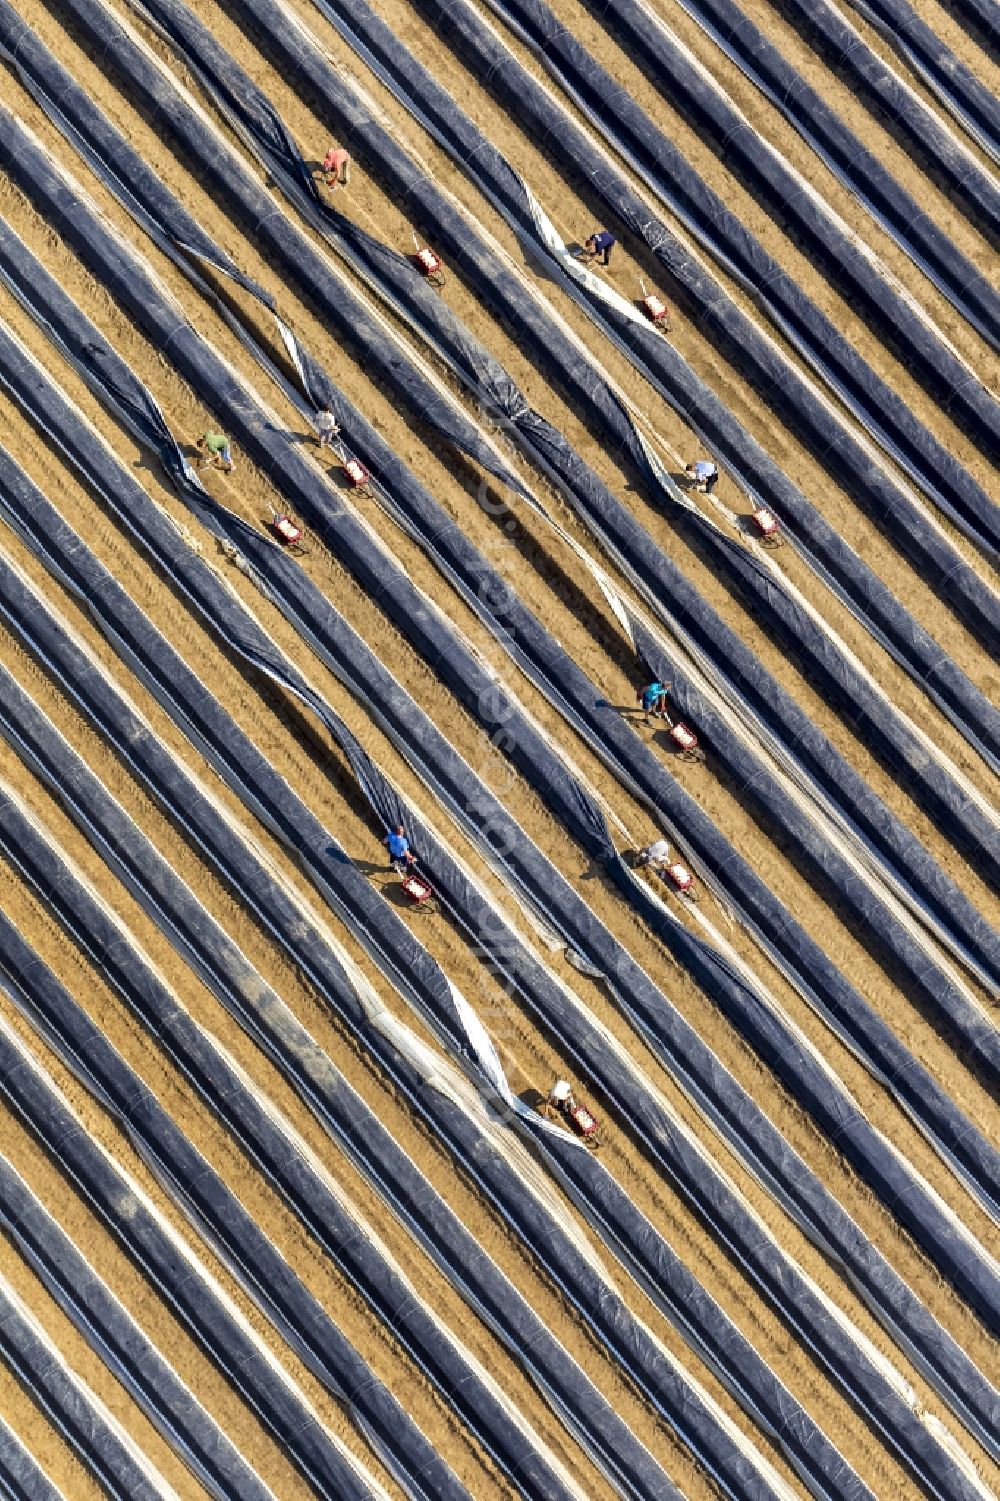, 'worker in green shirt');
196,431,234,473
